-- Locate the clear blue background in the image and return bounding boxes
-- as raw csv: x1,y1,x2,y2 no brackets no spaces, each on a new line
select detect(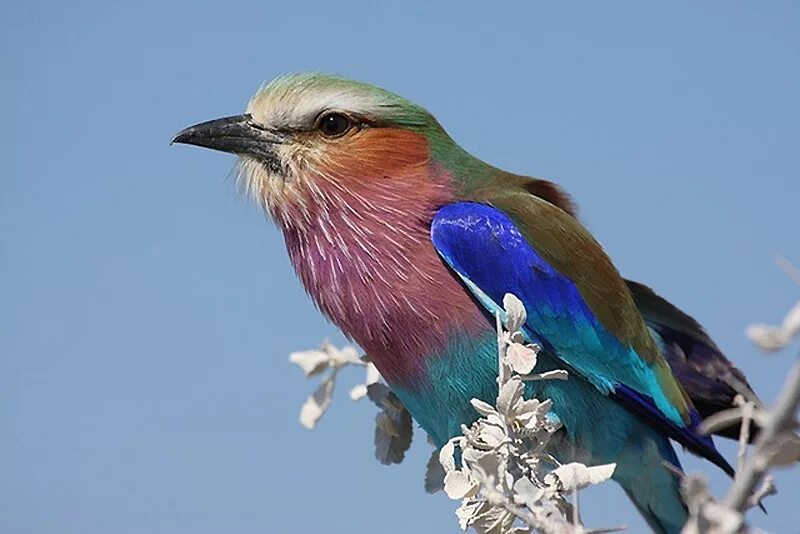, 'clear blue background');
3,2,798,532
